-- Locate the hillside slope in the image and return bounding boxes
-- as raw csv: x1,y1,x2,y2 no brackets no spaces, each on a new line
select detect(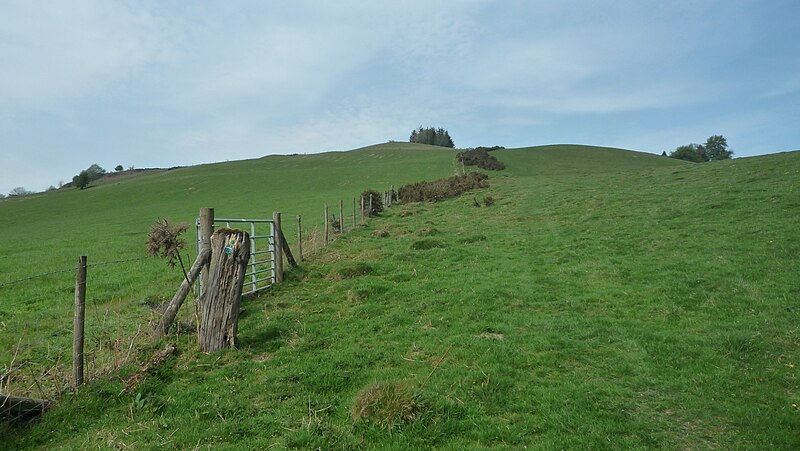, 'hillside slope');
3,145,799,448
